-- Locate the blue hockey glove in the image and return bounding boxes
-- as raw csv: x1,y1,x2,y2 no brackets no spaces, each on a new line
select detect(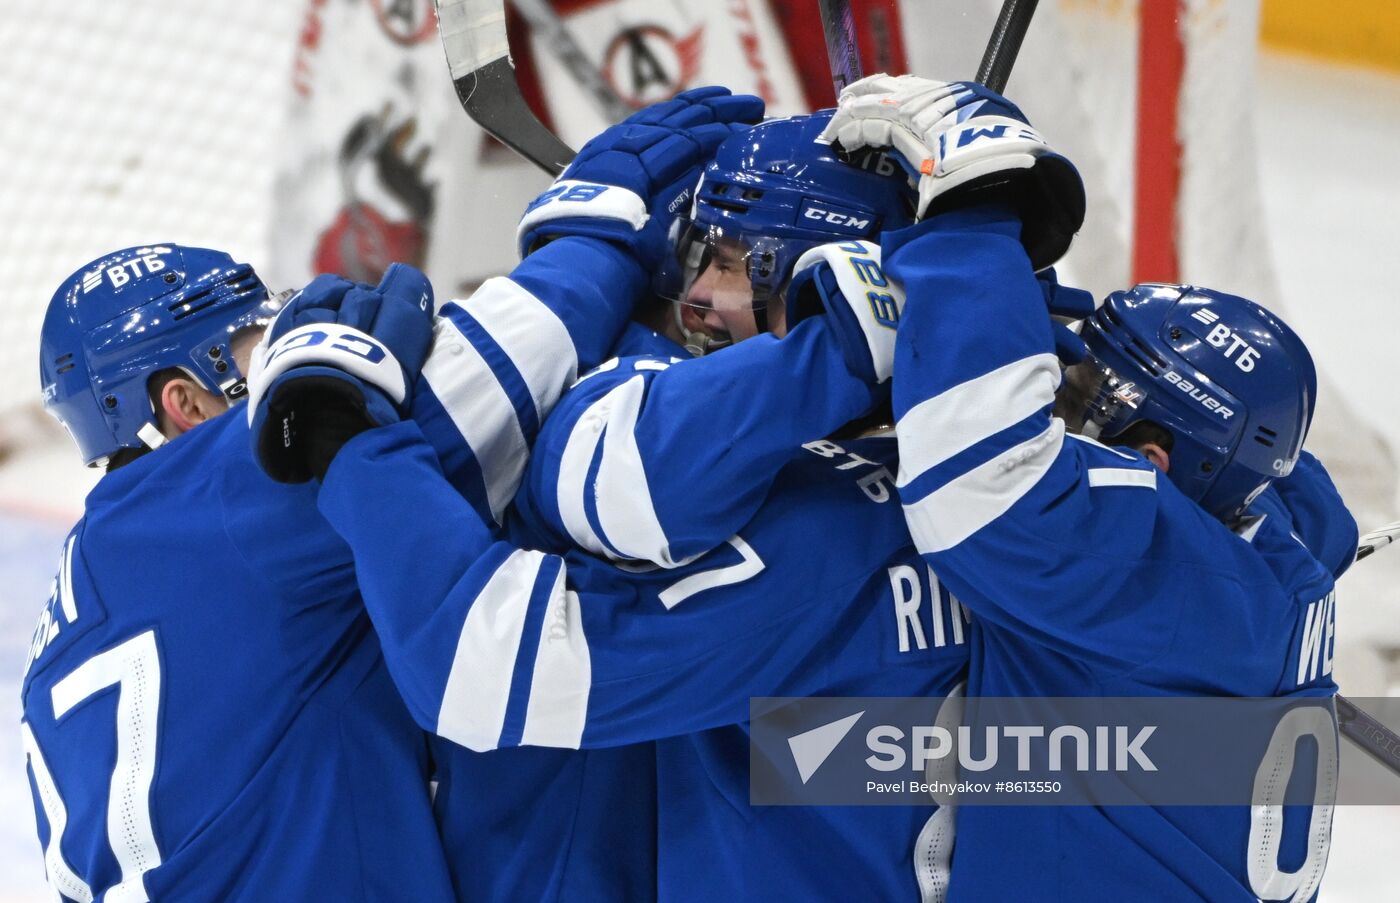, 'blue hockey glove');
820,74,1085,271
516,86,765,271
785,240,904,385
247,263,434,482
1037,268,1095,364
